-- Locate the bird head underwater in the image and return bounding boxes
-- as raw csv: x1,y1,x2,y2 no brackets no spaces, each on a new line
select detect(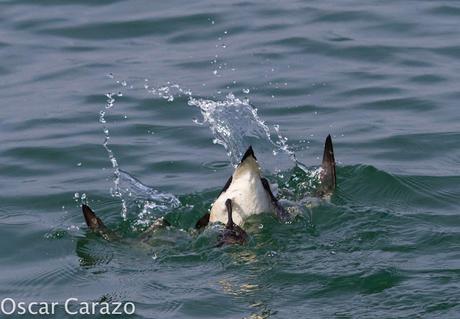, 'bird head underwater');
81,134,336,247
